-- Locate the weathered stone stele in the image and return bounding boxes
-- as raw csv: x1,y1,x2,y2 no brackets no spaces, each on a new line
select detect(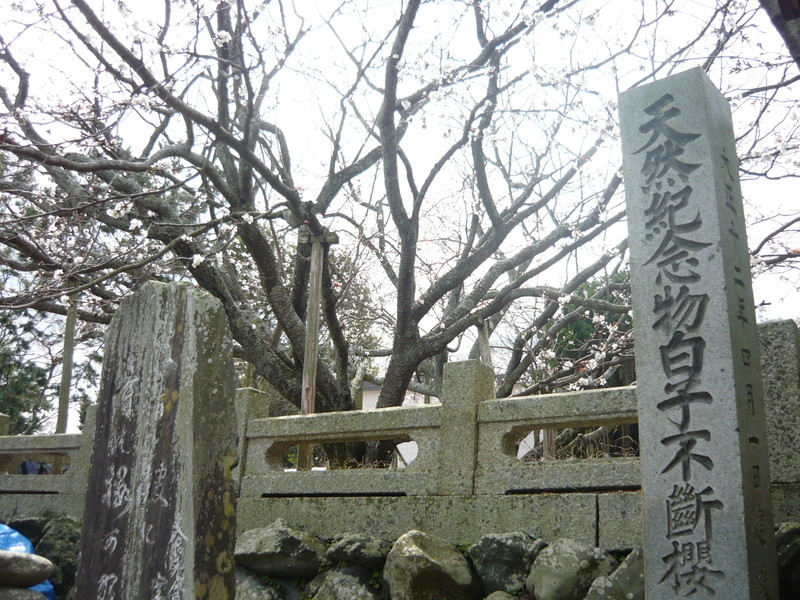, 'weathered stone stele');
73,282,237,599
620,67,778,598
